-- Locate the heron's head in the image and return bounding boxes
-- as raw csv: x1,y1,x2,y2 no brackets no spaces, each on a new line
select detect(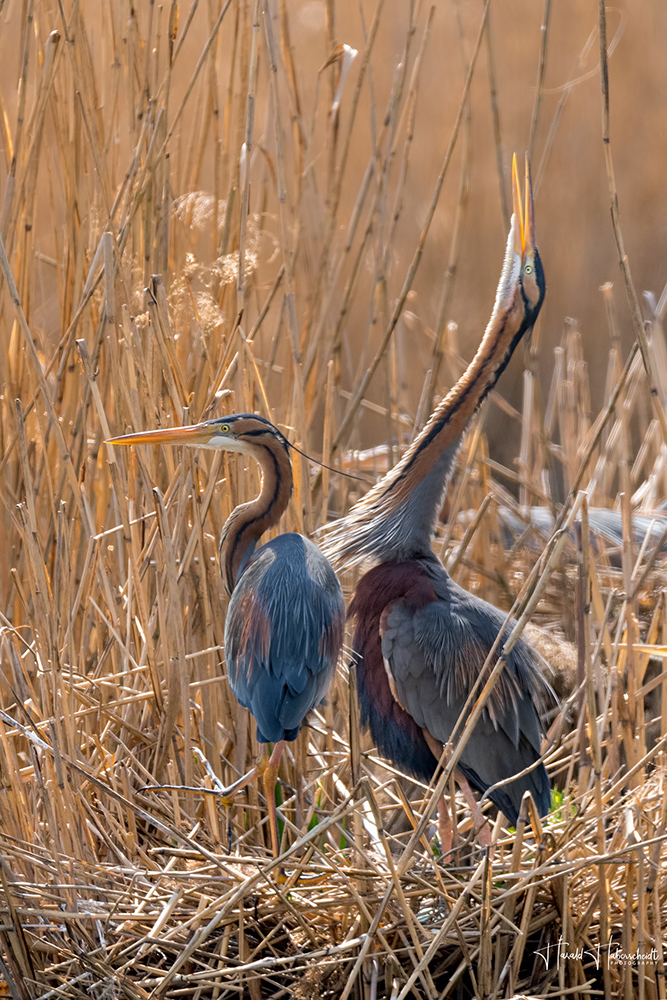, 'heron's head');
512,153,545,326
107,413,291,457
491,154,545,334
